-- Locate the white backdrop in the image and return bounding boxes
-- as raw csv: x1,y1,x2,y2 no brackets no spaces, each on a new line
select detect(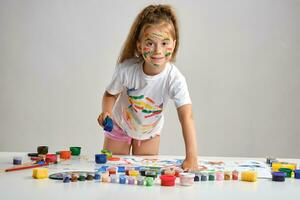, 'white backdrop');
0,0,299,158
